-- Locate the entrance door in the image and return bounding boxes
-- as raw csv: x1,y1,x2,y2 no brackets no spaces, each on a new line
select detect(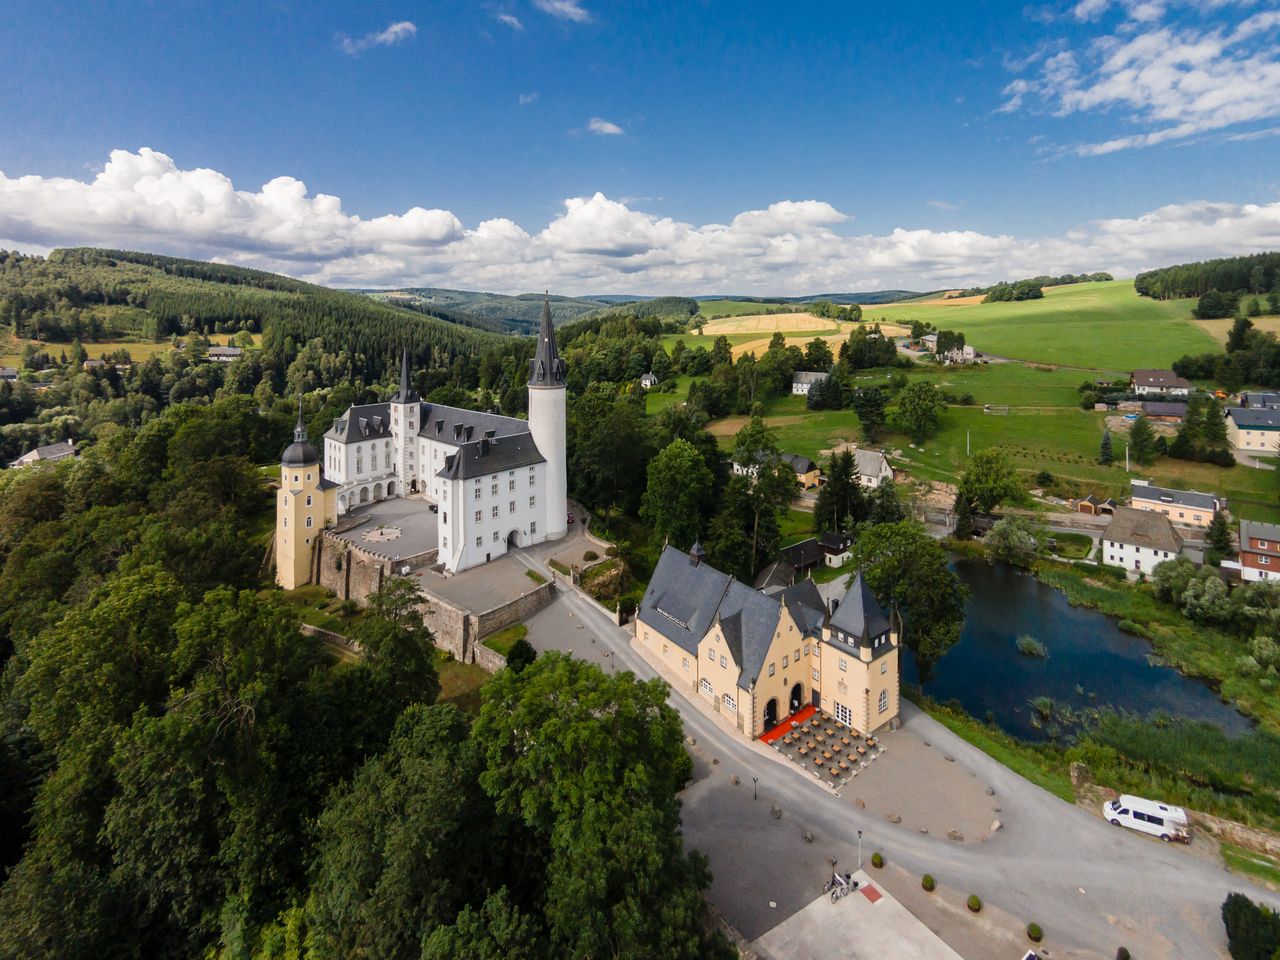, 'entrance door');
789,683,803,714
763,698,778,731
